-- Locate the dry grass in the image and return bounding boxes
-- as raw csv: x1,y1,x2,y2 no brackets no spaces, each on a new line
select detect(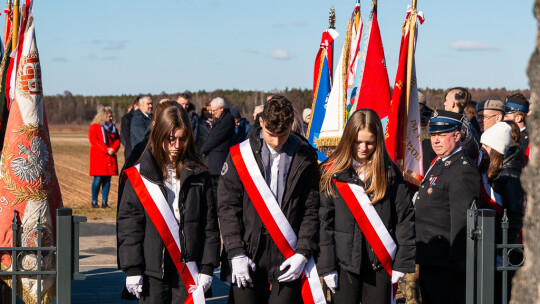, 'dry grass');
50,125,124,222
